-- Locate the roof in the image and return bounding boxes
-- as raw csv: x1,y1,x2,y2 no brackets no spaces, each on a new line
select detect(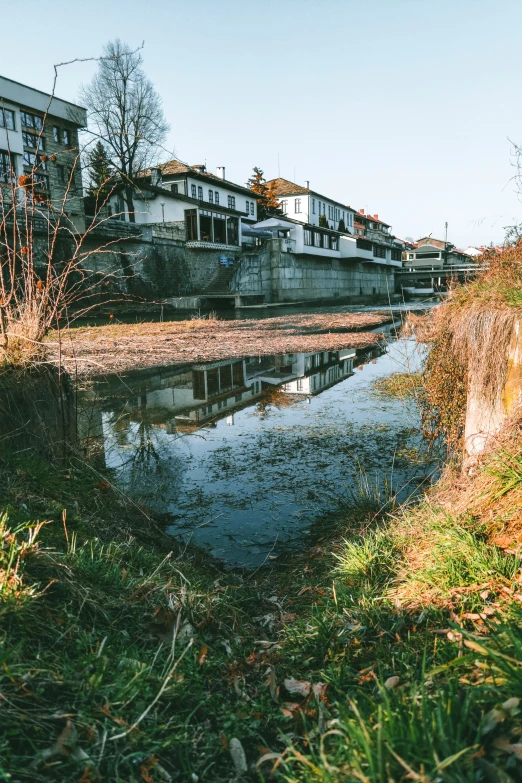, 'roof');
142,160,259,199
0,74,86,125
354,210,391,228
266,177,356,213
